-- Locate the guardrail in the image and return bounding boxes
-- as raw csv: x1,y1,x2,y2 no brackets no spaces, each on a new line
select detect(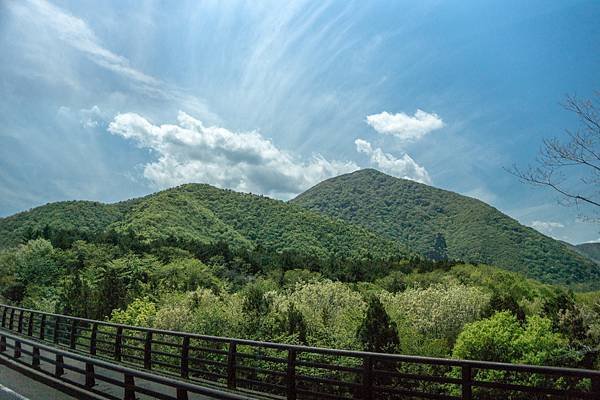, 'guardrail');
1,304,599,400
0,330,254,400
